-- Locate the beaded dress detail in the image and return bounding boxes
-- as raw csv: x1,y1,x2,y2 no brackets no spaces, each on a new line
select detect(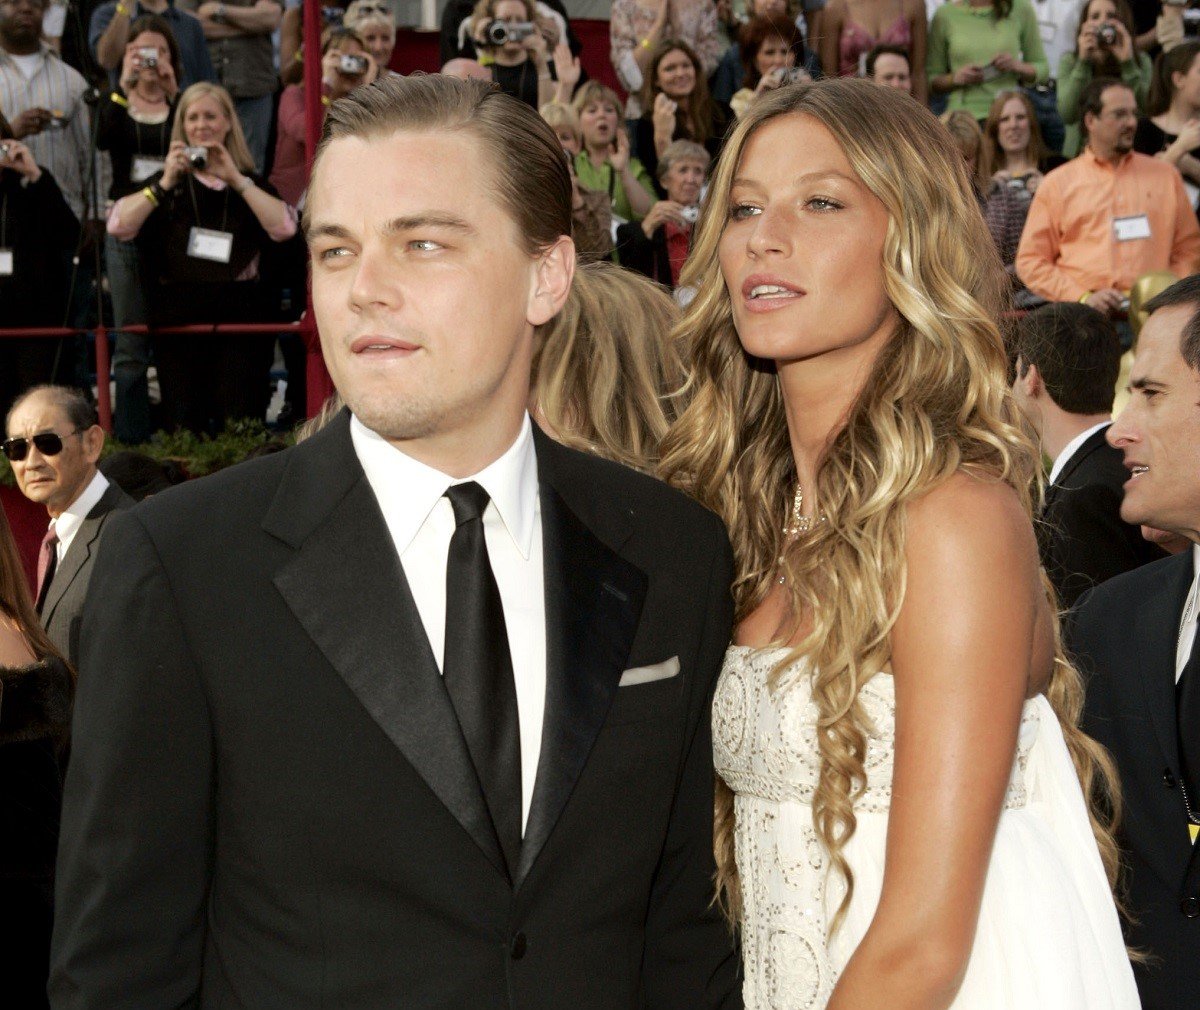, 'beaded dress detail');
713,645,1141,1010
